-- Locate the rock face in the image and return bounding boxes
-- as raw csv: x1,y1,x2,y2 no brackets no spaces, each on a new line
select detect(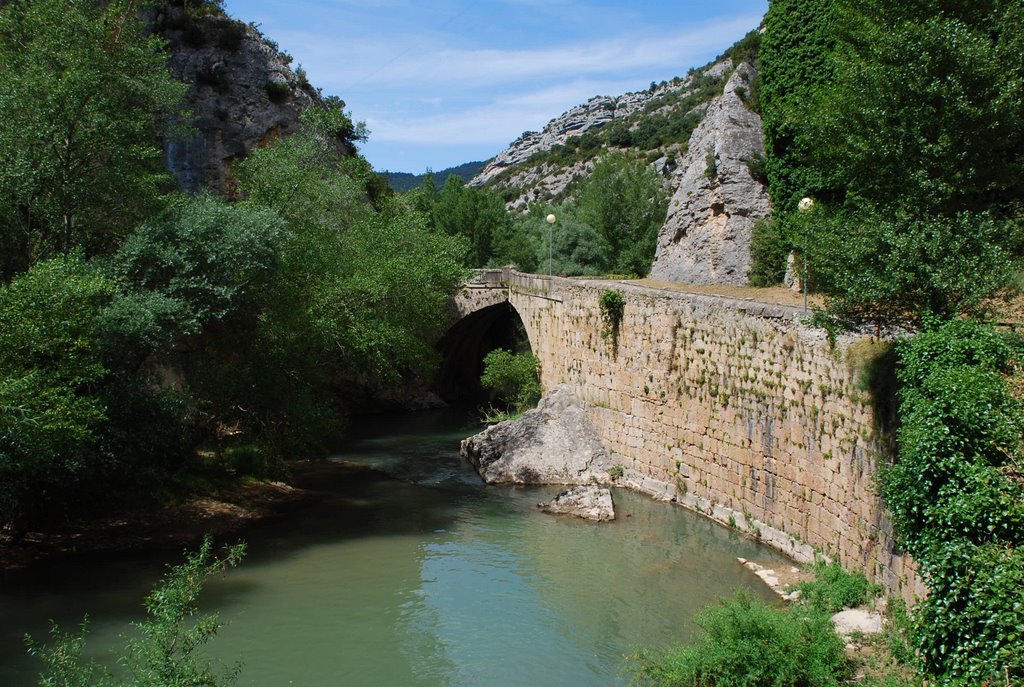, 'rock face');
153,7,330,195
469,64,730,189
649,63,771,285
460,385,612,484
538,486,615,522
